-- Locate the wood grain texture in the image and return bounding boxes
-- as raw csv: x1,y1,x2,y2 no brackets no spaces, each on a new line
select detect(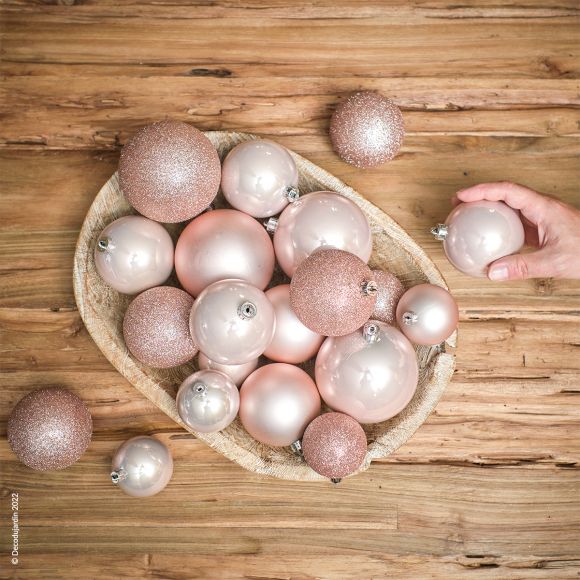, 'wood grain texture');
0,1,579,578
